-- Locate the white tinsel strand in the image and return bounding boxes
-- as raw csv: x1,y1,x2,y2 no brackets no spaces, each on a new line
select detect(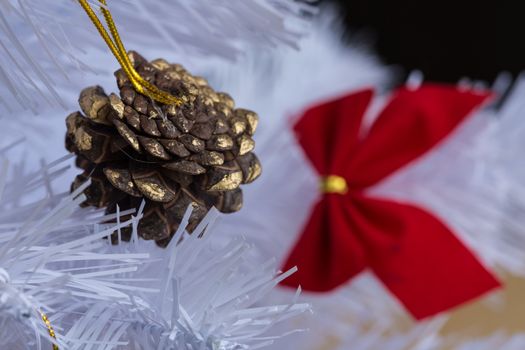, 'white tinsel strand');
0,150,312,349
0,149,159,349
72,207,311,350
0,0,314,113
